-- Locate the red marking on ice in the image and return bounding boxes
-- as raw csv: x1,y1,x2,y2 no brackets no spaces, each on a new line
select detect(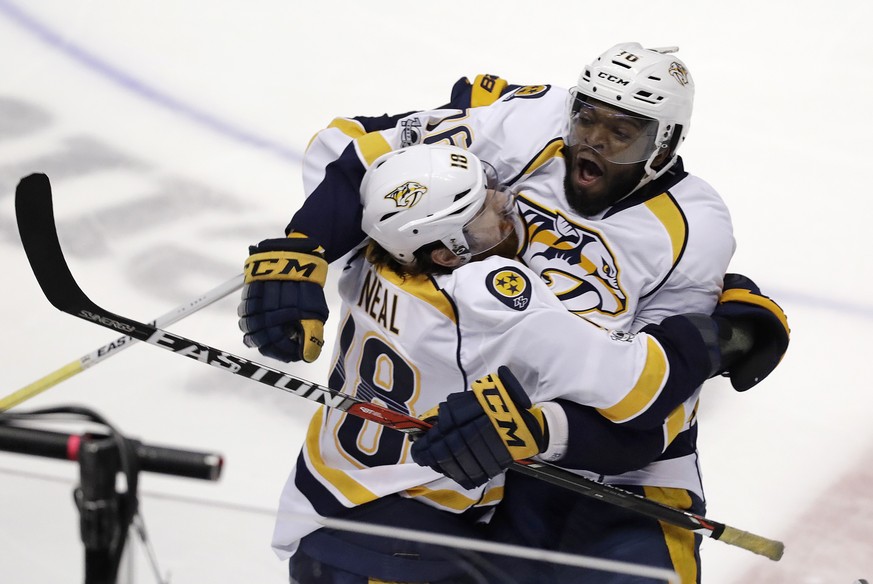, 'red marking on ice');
736,442,873,583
